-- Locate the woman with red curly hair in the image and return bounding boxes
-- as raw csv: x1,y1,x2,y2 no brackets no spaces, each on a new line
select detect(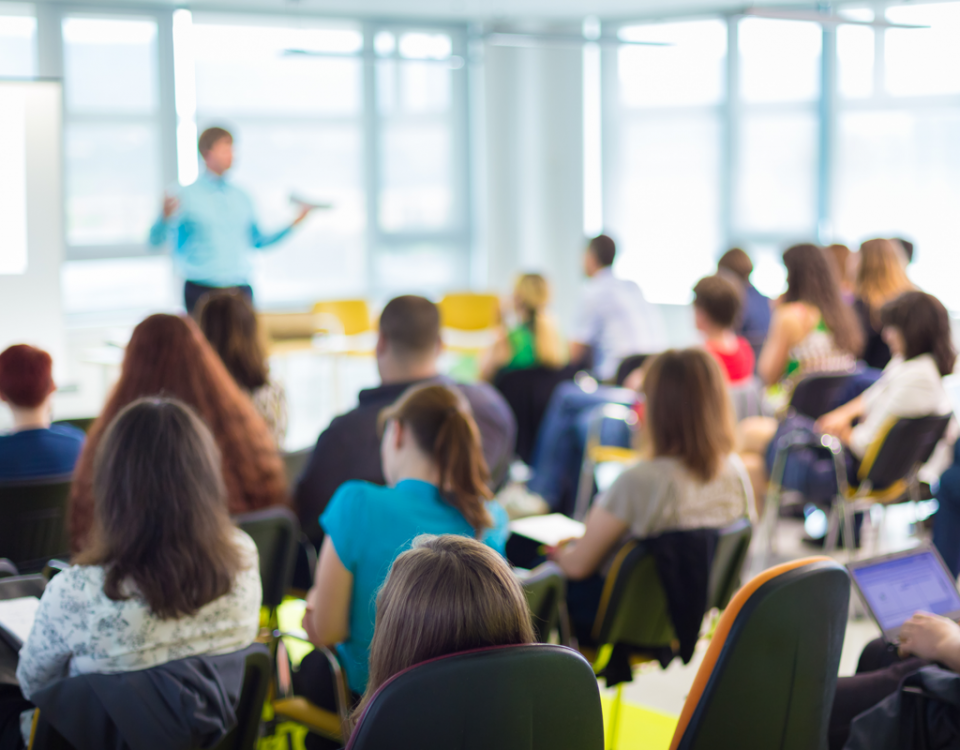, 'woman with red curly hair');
69,314,287,552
